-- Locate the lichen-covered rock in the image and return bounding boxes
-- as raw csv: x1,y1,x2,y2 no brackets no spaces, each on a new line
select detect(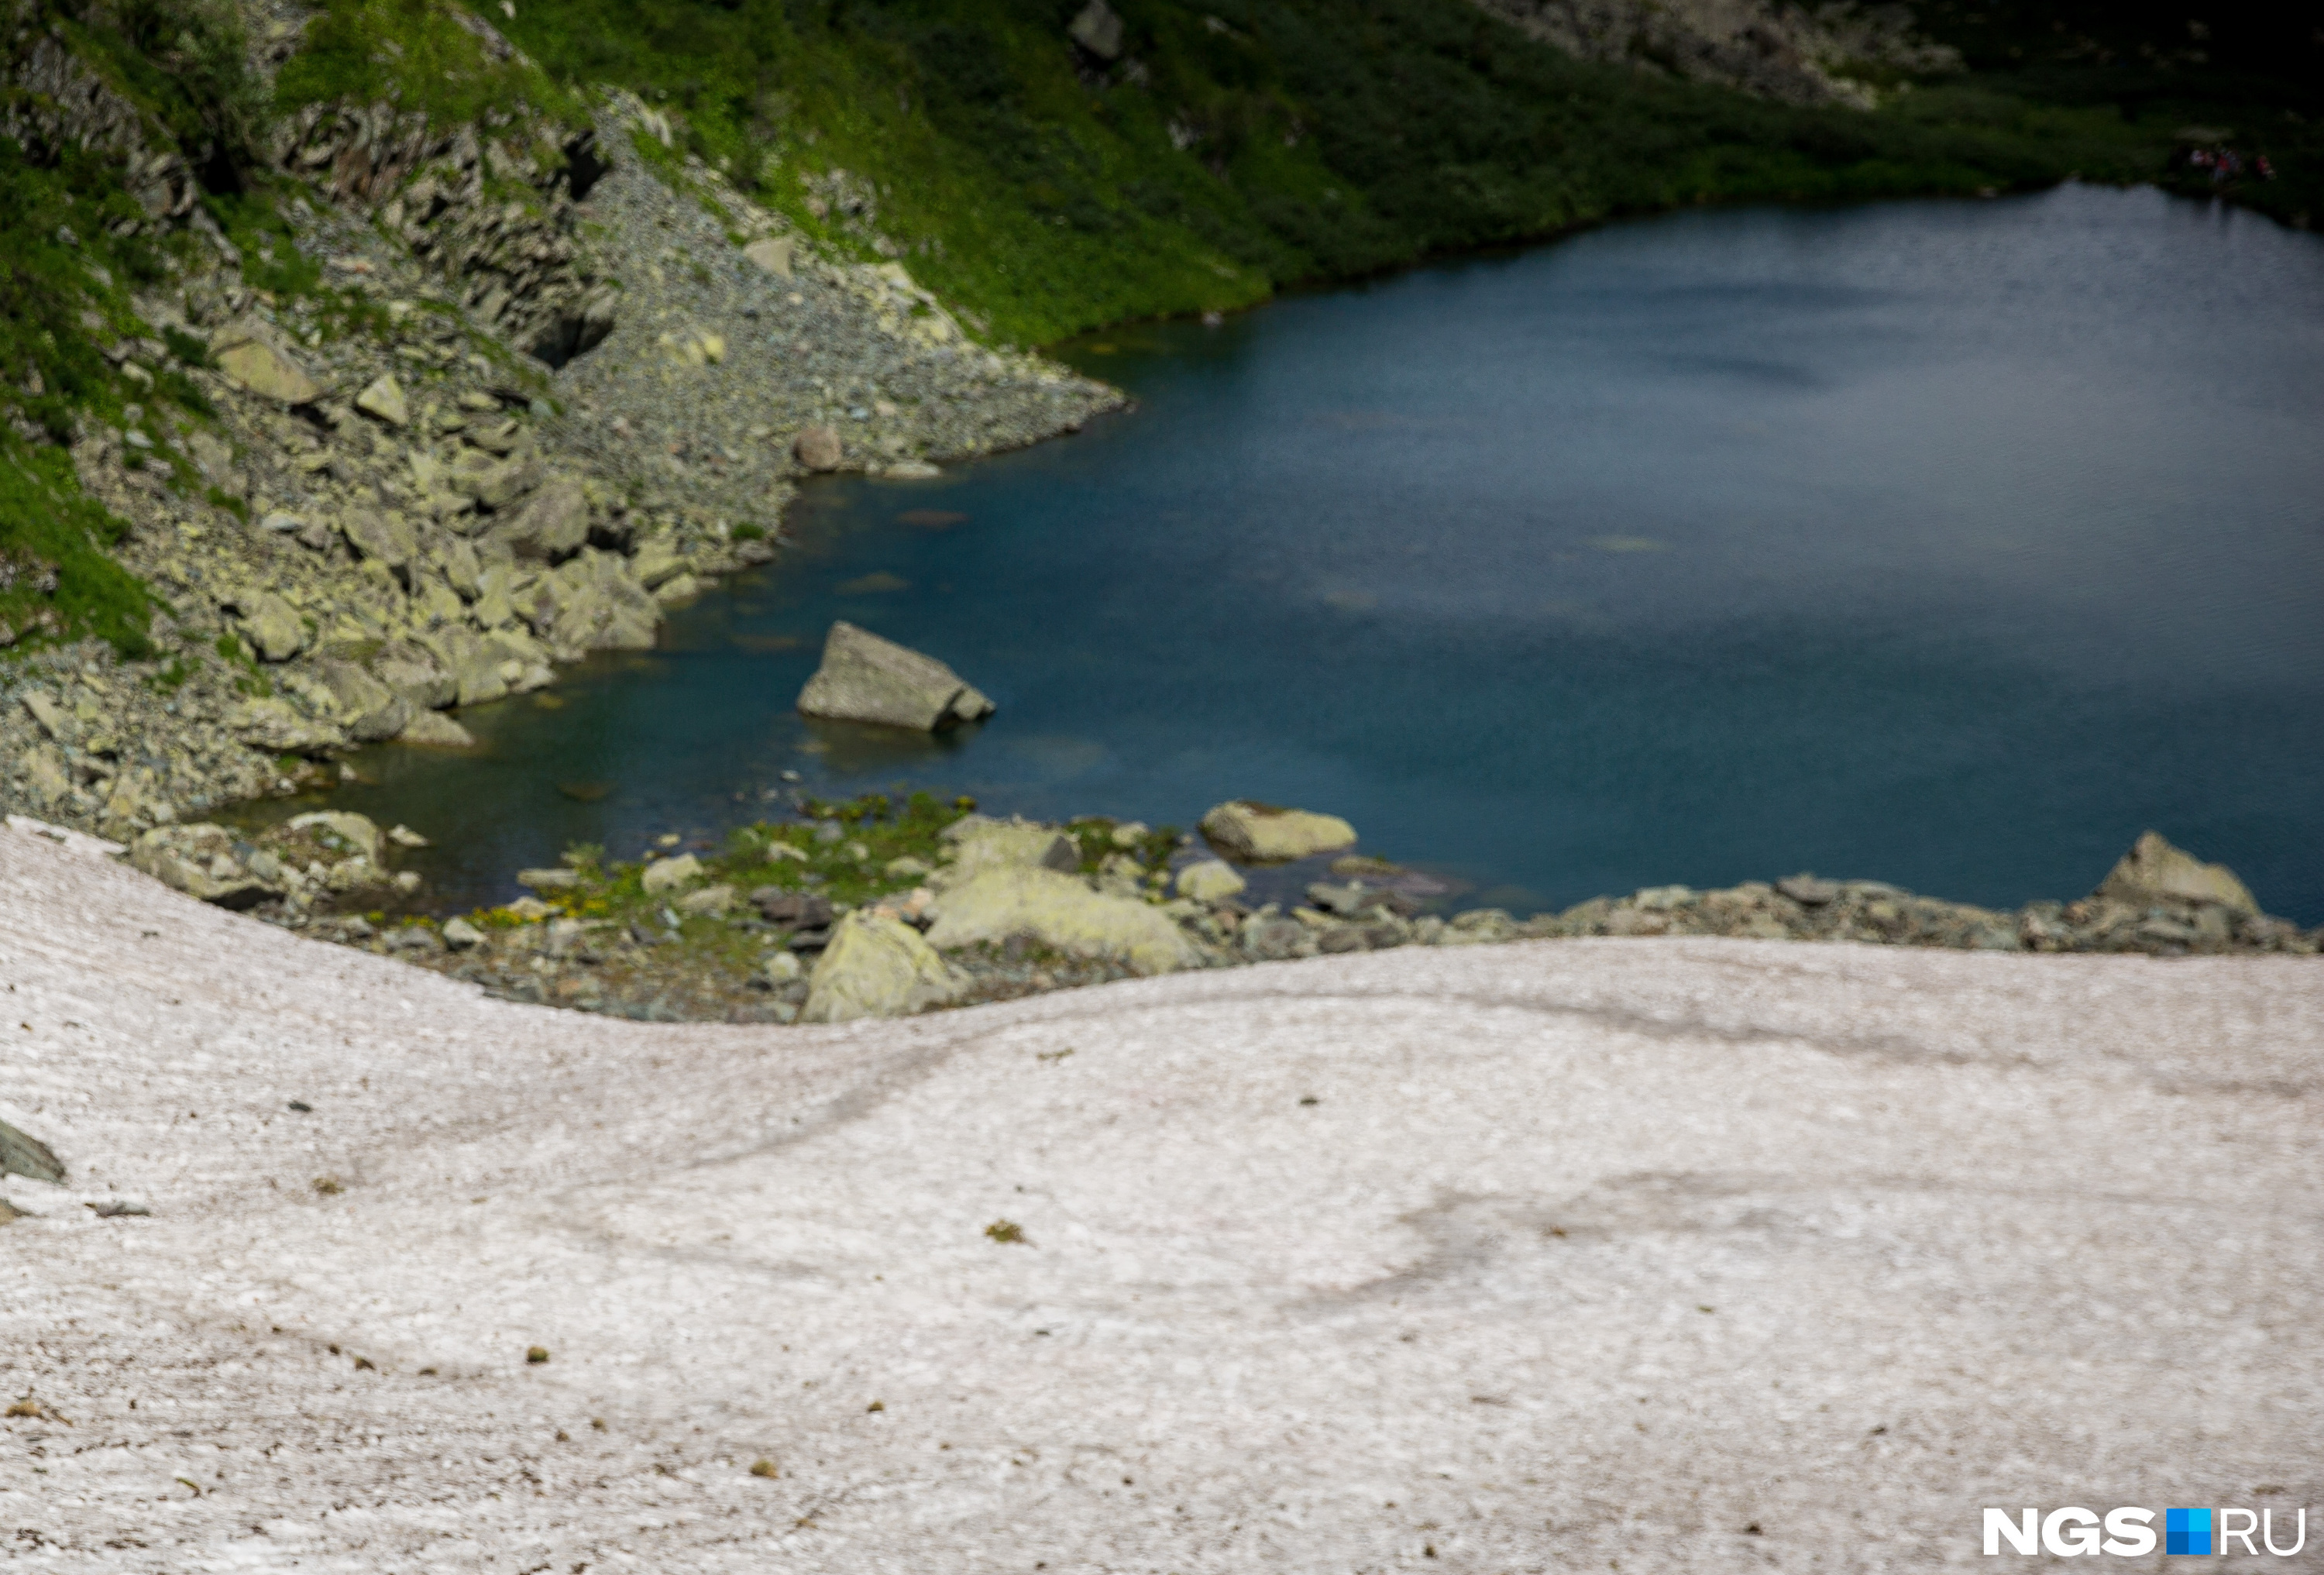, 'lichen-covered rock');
1175,858,1247,903
373,639,458,710
397,710,476,748
489,474,590,563
449,448,542,508
285,811,383,863
227,590,307,662
226,697,345,755
0,1116,65,1185
641,853,703,894
1199,801,1358,864
2095,830,2258,916
418,624,509,707
130,823,279,909
935,815,1079,882
311,659,412,743
796,621,995,731
209,320,322,405
355,373,410,426
803,910,962,1022
924,865,1202,974
341,507,418,576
